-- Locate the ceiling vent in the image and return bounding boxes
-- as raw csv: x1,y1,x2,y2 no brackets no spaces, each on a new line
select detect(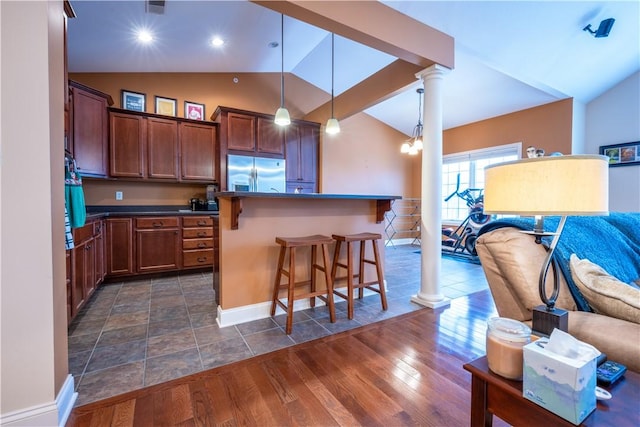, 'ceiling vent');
146,1,165,15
